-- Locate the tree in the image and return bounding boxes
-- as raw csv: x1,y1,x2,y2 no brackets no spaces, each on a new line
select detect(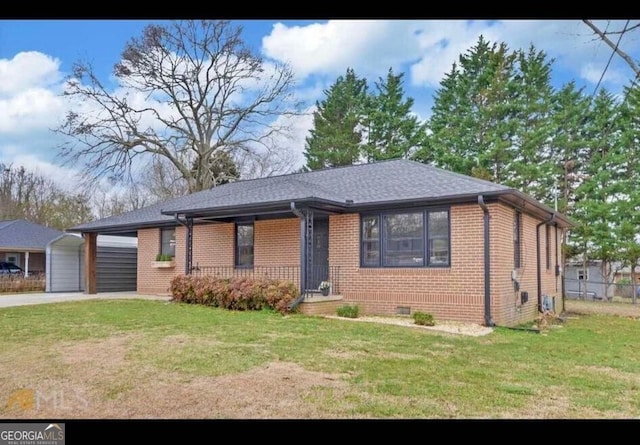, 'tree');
582,20,640,80
303,68,368,170
56,20,300,193
570,89,625,298
617,82,640,303
0,164,93,230
414,36,518,182
362,68,426,162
